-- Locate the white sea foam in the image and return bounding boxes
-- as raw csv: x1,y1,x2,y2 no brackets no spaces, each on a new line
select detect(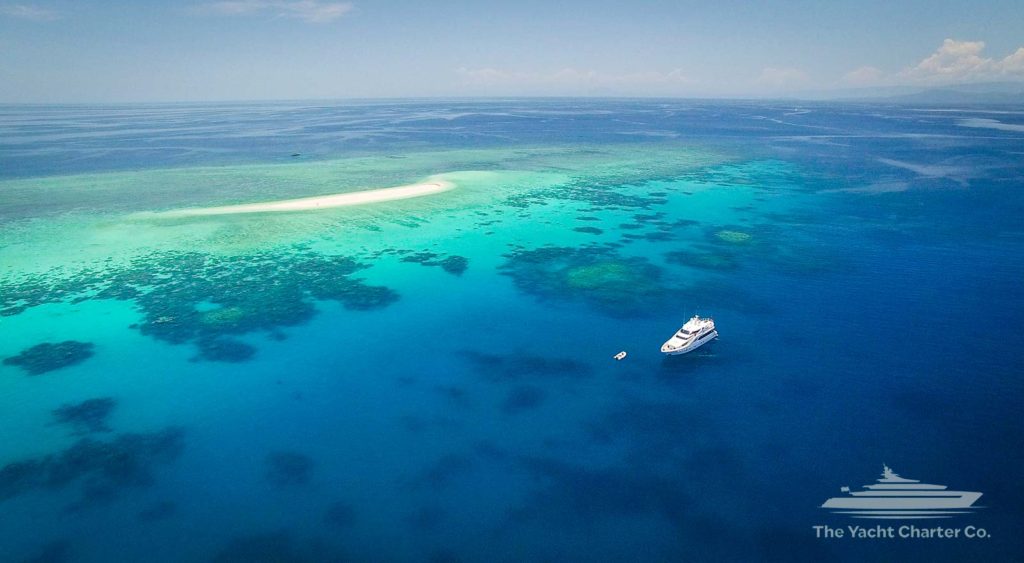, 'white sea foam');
957,118,1024,133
